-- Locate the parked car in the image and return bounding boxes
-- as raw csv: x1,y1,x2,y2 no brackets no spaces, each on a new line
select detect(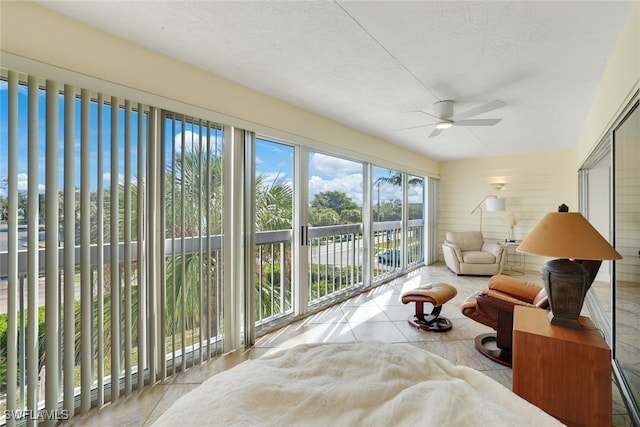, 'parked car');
376,249,400,266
